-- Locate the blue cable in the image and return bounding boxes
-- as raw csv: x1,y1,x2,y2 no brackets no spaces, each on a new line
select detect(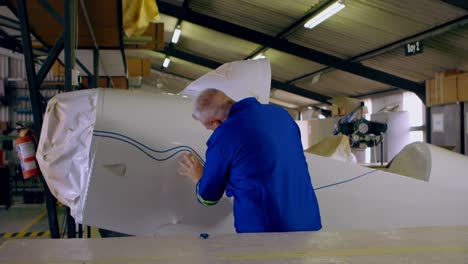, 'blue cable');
314,169,377,191
94,130,197,153
93,130,205,163
92,133,206,163
93,130,373,190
